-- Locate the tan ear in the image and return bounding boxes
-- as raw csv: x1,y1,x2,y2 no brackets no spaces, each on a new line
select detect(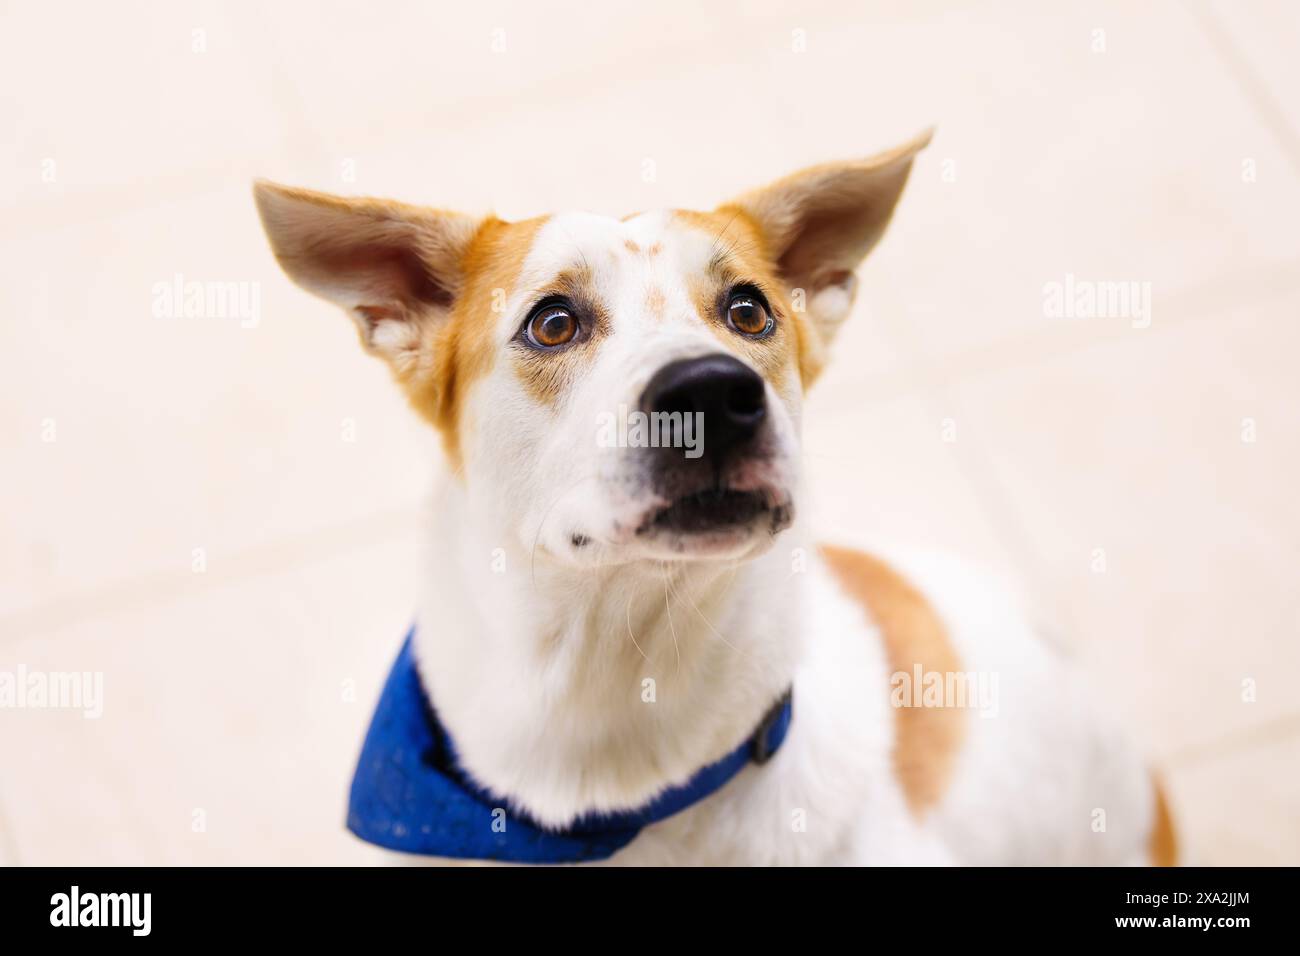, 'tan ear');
253,181,481,369
724,129,931,346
